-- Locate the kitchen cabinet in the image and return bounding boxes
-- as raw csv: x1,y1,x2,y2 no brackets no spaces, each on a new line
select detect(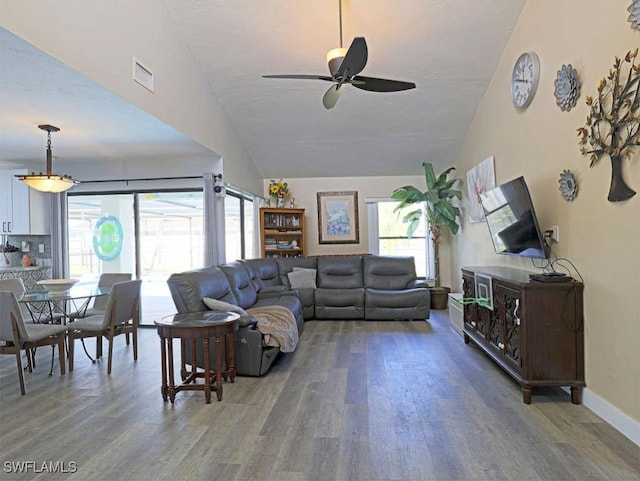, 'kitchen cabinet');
0,170,51,234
